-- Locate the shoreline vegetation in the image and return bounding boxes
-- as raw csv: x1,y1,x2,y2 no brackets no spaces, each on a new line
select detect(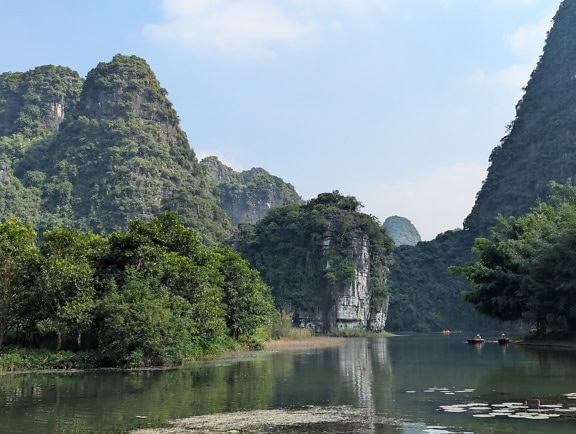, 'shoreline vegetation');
9,329,576,374
0,330,392,374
